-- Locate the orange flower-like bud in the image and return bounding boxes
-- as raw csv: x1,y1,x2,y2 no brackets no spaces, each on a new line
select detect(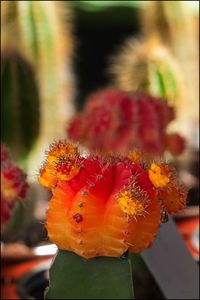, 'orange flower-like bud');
148,163,170,188
148,163,188,213
39,141,81,190
39,142,187,259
